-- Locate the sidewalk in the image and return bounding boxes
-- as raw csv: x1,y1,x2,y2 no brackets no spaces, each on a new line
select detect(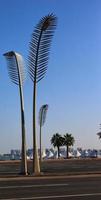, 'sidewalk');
0,159,101,179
